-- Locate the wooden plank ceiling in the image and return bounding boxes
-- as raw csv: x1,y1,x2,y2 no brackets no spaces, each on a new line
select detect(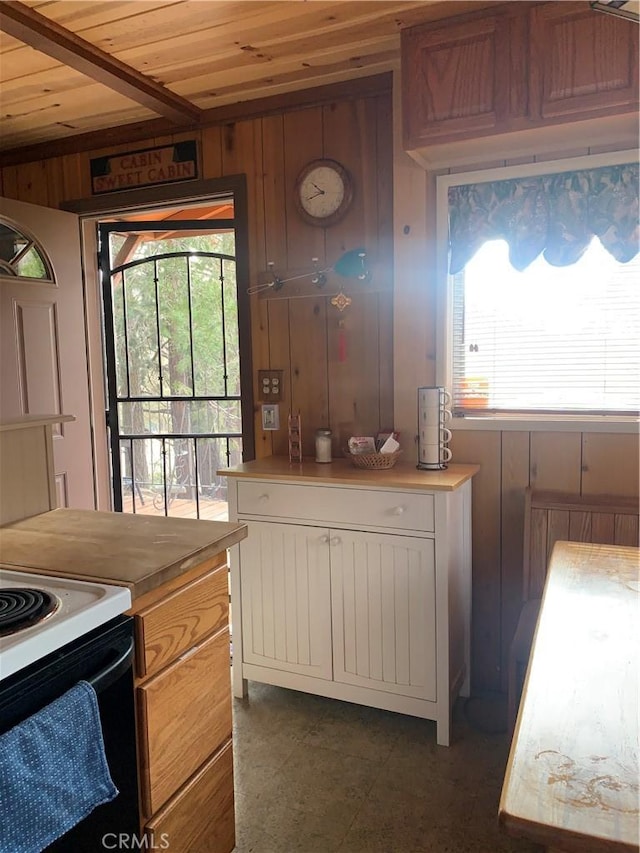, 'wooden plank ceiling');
0,0,496,157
